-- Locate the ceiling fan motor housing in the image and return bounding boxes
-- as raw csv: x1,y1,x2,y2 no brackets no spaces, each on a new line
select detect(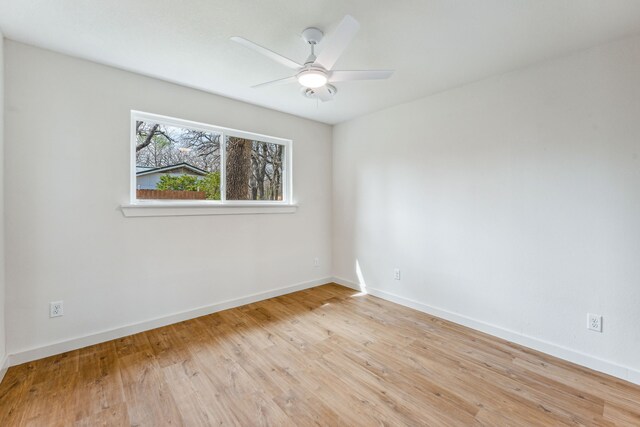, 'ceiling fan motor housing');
301,27,324,45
